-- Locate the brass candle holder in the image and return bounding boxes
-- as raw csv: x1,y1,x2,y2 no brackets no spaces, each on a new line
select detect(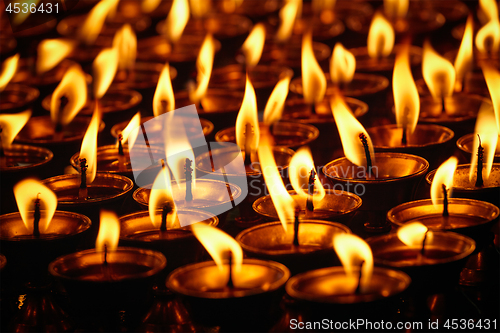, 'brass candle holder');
0,83,39,113
11,59,72,95
348,45,422,75
260,39,330,71
457,134,500,163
